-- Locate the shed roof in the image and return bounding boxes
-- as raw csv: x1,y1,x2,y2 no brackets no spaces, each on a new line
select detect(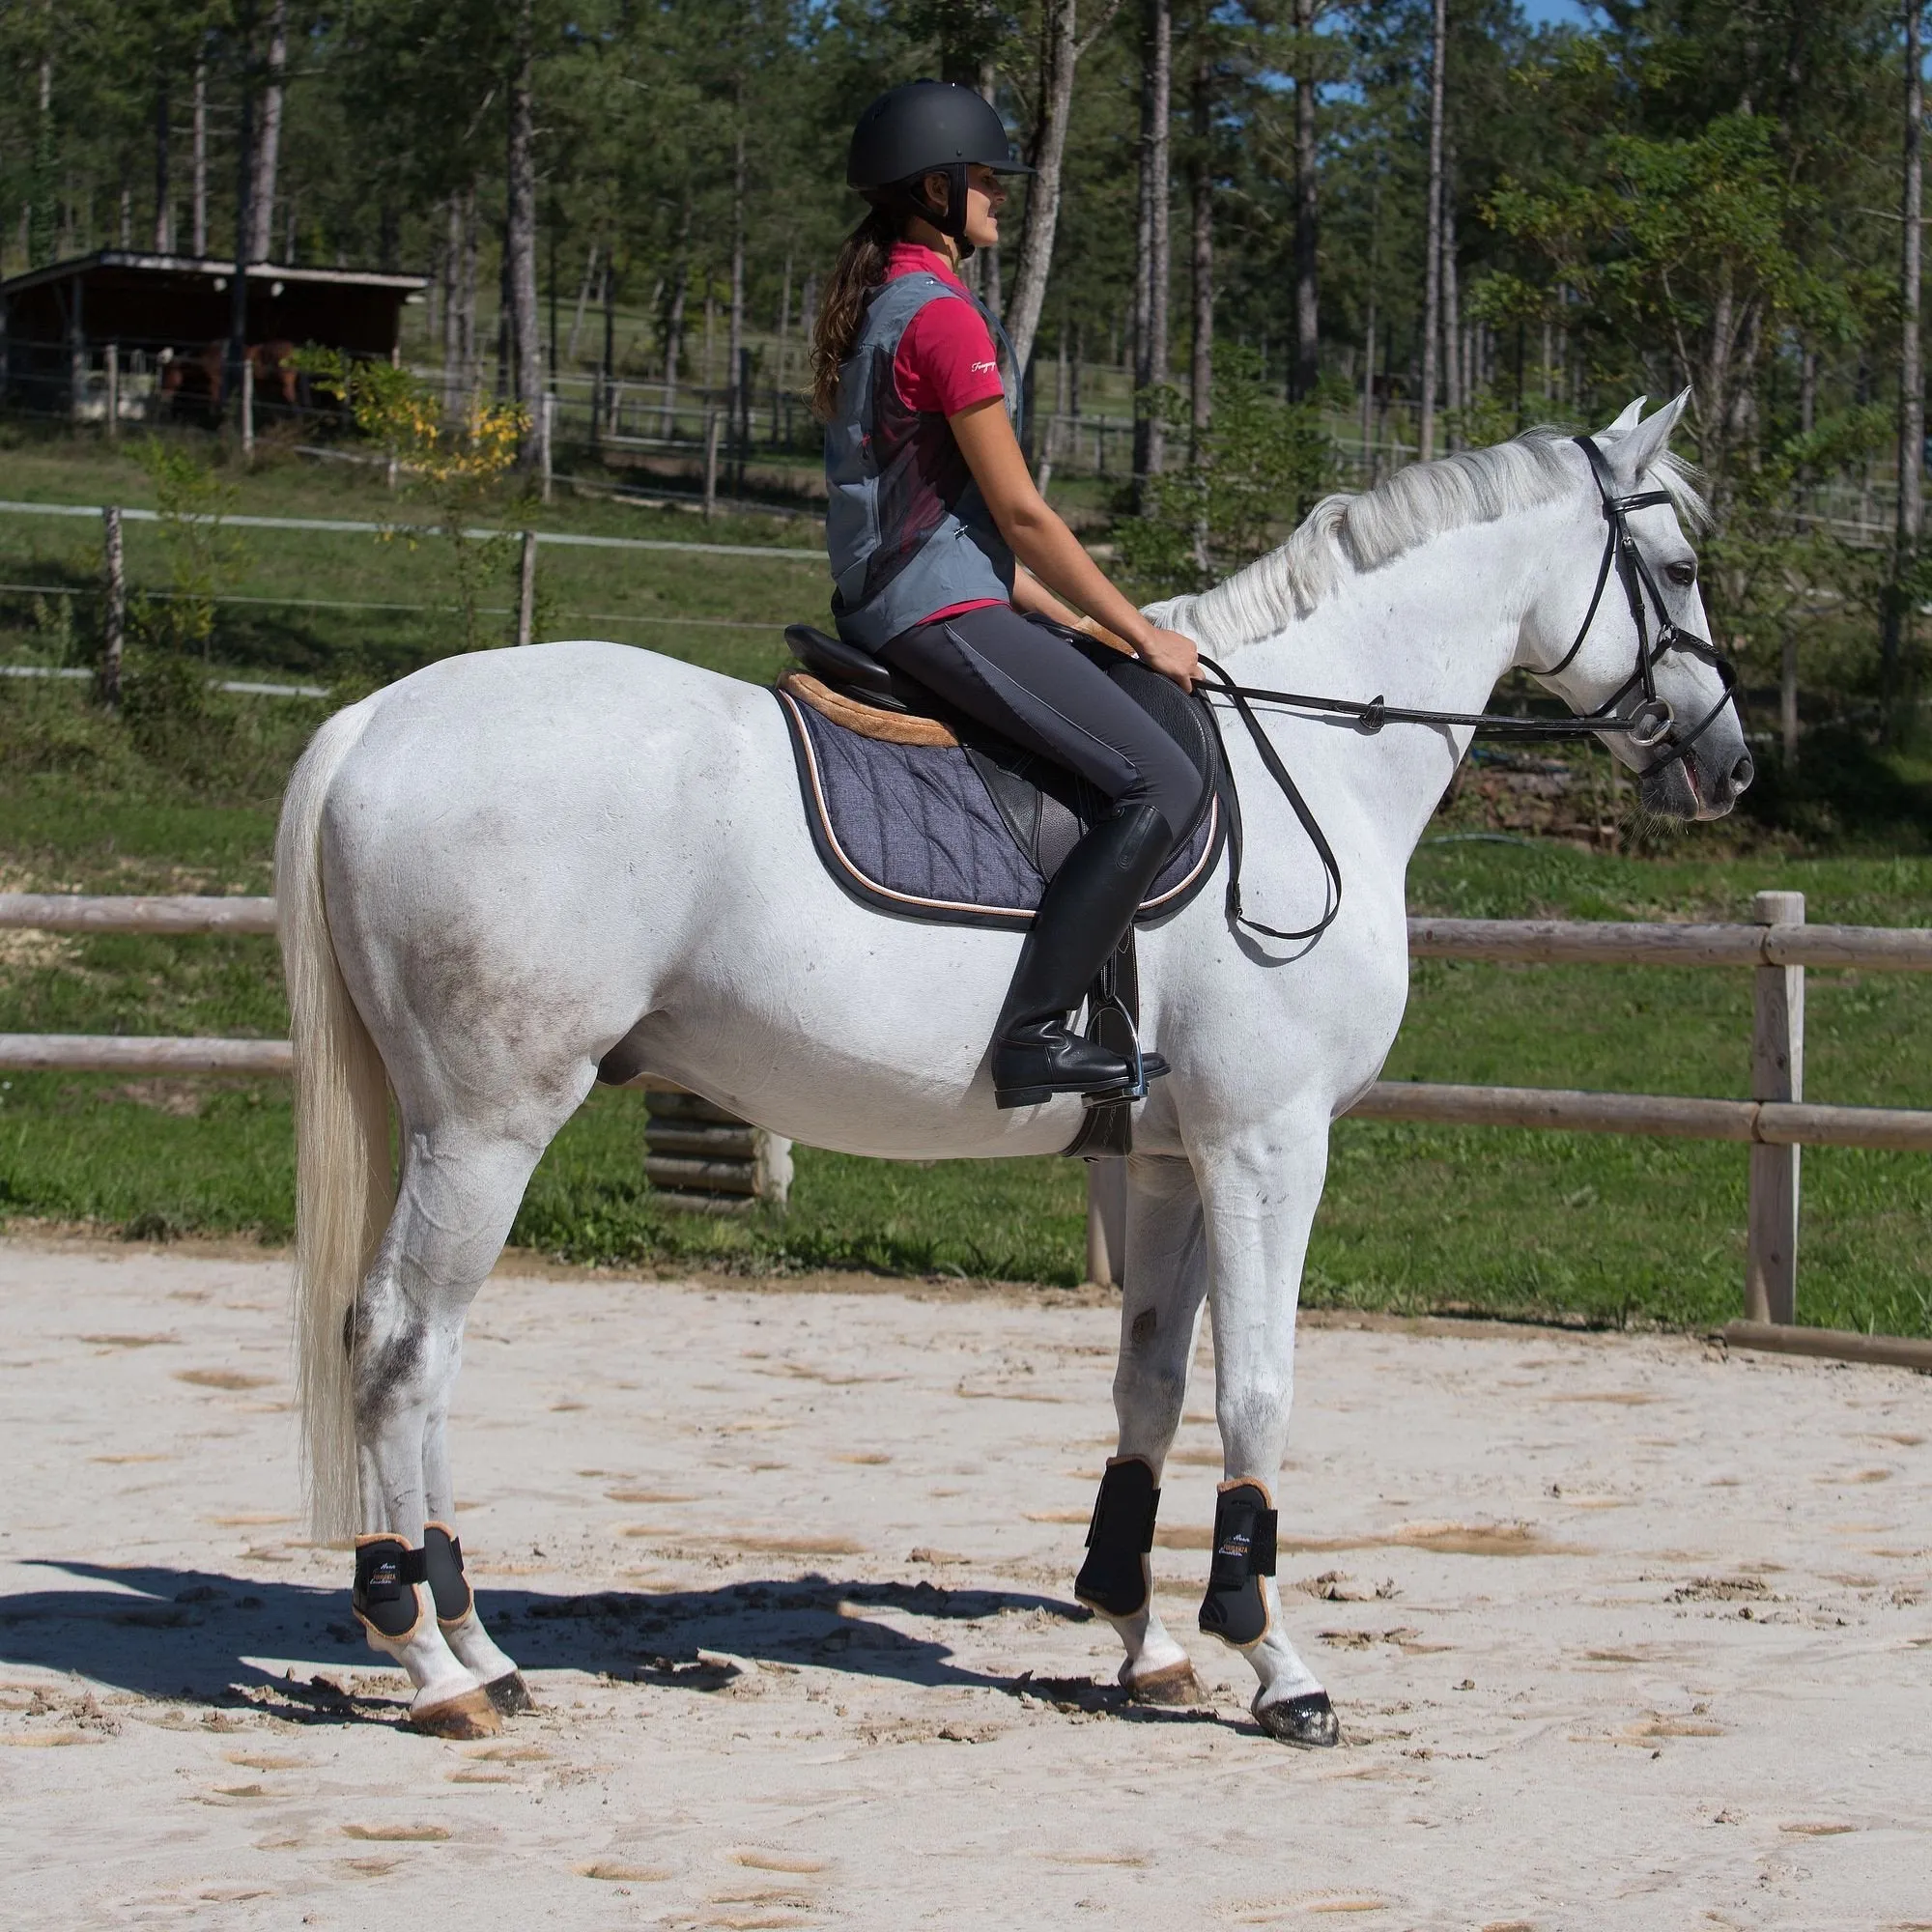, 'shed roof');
0,251,428,298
